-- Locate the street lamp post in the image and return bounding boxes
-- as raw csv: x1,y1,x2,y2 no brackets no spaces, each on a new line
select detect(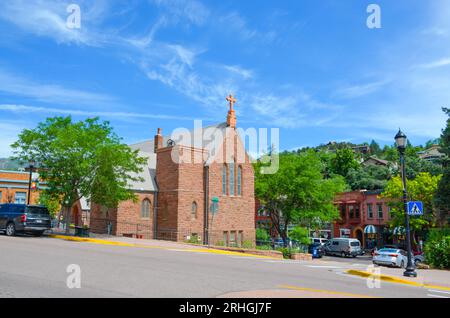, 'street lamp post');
394,129,417,278
27,160,36,205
